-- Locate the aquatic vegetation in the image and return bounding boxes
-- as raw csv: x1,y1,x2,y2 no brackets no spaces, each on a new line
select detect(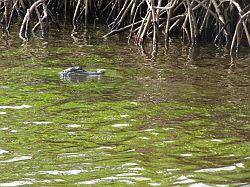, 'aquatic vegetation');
0,28,249,186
